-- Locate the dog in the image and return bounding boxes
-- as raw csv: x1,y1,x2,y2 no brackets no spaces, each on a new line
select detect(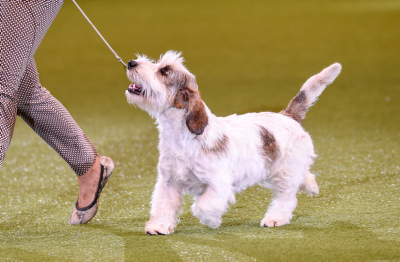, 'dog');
125,51,341,235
